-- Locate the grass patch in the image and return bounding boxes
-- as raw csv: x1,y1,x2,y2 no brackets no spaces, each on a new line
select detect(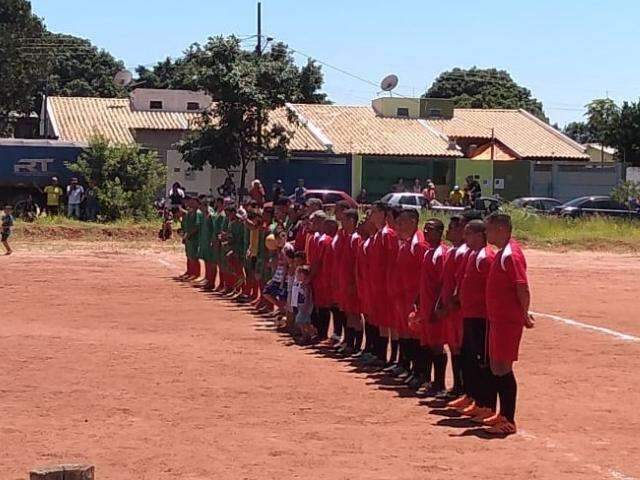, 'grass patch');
420,207,640,252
